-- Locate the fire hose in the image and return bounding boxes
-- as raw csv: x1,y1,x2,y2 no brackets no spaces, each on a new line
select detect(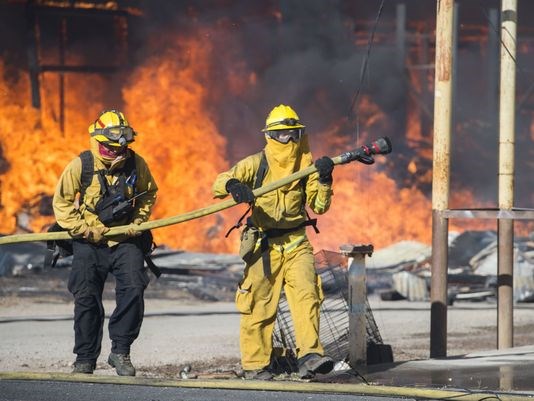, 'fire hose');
0,137,392,246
